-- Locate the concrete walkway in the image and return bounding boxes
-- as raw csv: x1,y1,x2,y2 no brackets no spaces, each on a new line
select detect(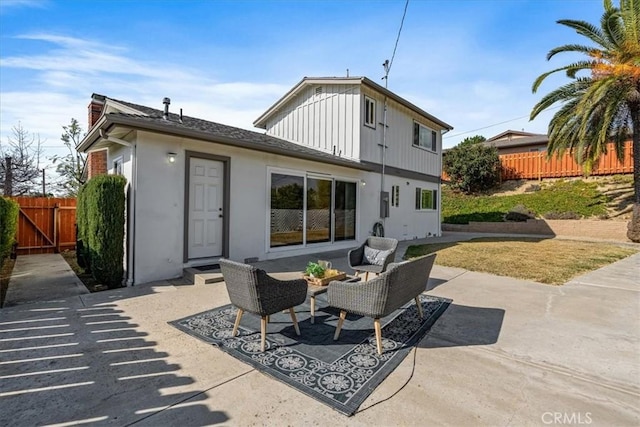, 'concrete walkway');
0,234,638,426
3,253,88,308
